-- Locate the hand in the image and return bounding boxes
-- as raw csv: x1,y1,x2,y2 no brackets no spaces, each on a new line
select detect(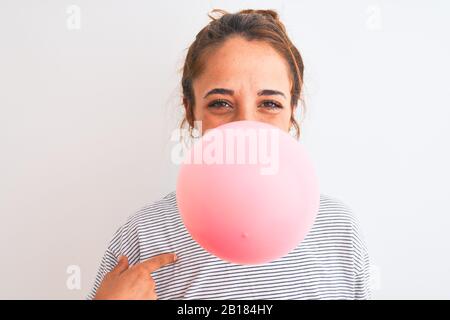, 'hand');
93,253,177,300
